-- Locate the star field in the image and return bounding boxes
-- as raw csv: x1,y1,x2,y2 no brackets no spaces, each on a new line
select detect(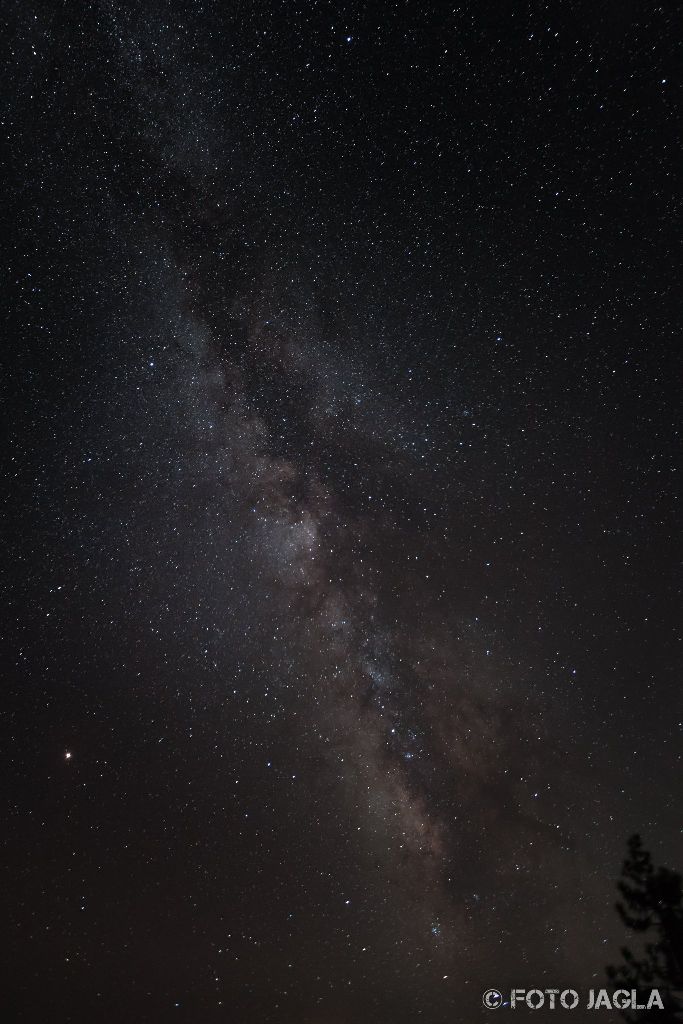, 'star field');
3,2,681,1022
